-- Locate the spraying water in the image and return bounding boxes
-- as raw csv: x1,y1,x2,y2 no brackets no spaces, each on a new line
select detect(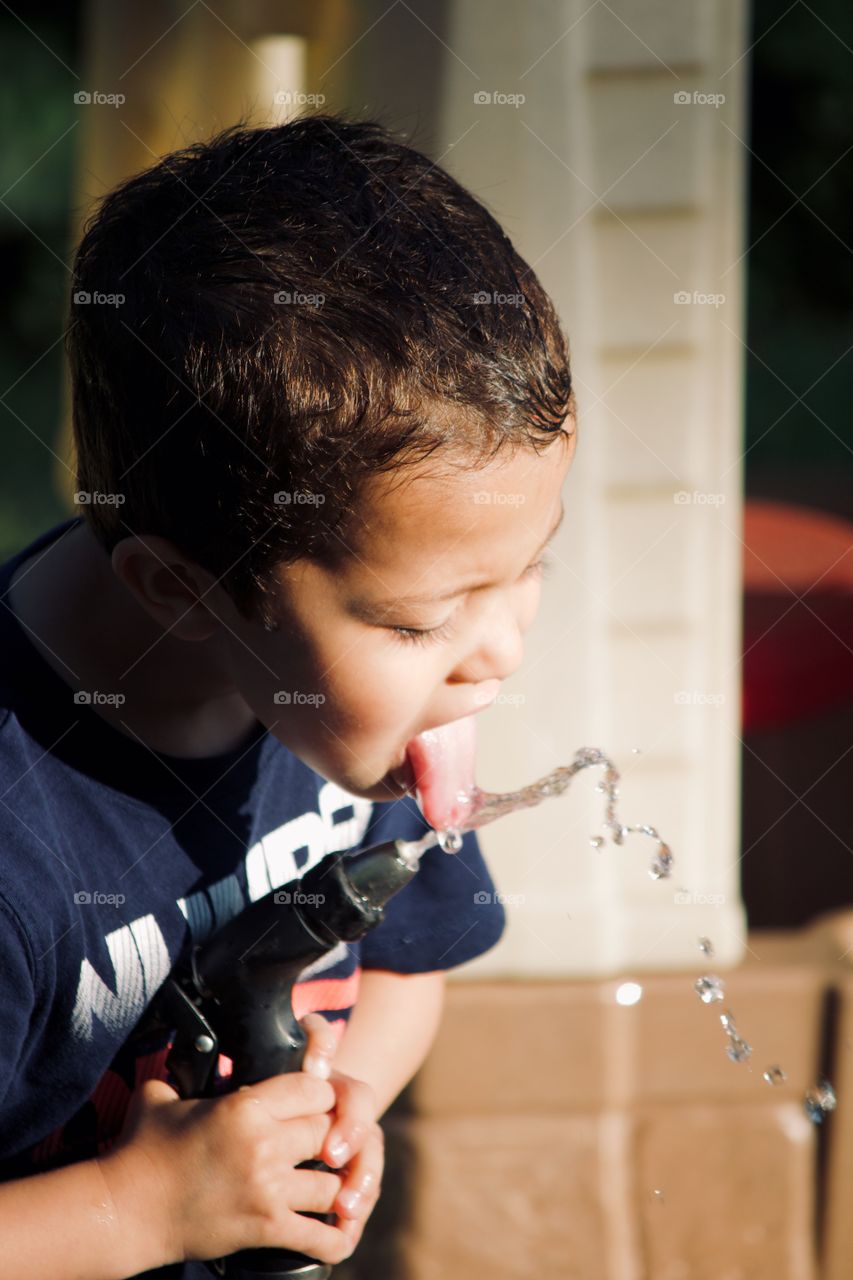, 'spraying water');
402,746,673,879
399,744,836,1125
